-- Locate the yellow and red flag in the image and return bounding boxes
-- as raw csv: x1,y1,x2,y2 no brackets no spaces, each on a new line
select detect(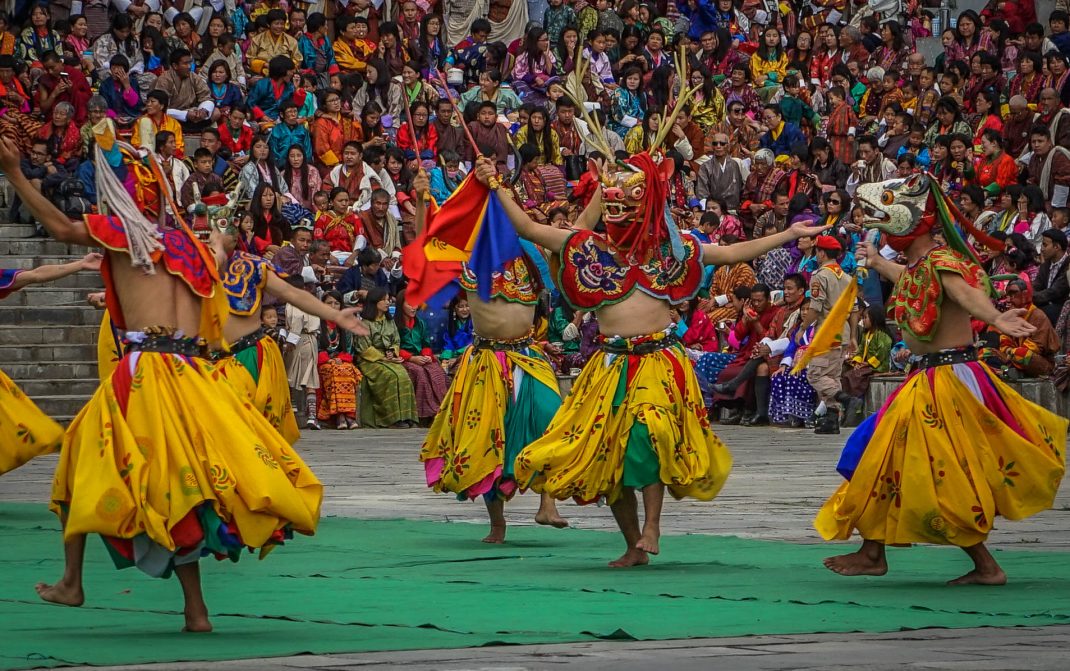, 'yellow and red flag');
402,172,521,307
